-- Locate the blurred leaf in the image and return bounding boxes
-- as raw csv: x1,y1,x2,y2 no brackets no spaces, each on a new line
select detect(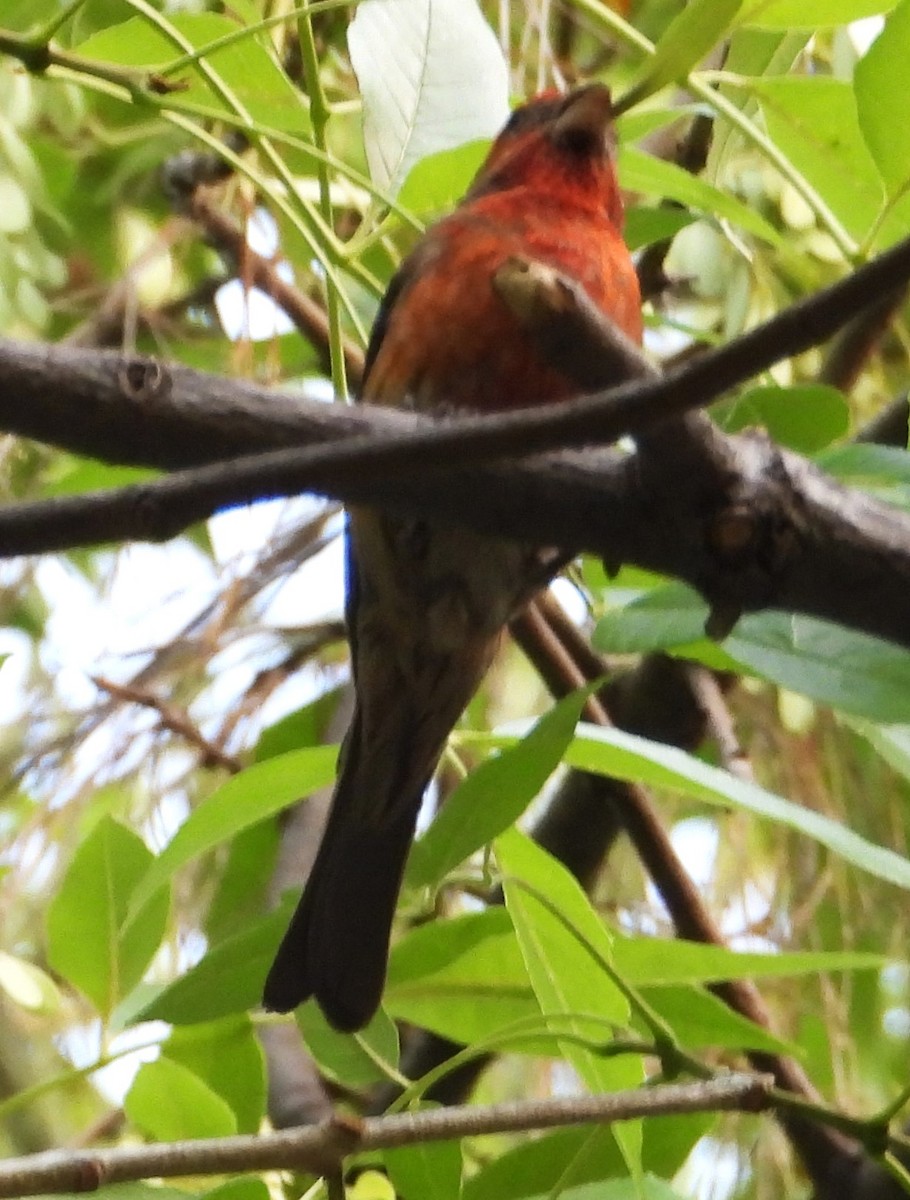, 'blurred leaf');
202,1182,270,1200
564,725,910,889
614,937,884,983
348,0,508,194
464,1118,707,1200
739,0,895,27
46,817,169,1015
254,689,345,762
596,584,910,723
818,444,910,487
816,444,910,511
134,901,293,1024
165,1016,265,1134
77,14,310,132
625,0,744,106
755,77,887,242
205,819,279,945
716,384,849,452
43,457,157,497
643,986,795,1053
623,206,695,252
619,146,783,244
386,910,538,1043
397,140,490,217
726,613,910,723
125,1057,237,1140
297,1001,400,1087
201,1185,268,1200
127,747,337,918
469,1168,684,1200
497,830,642,1177
854,0,910,197
408,688,590,889
55,1187,192,1200
385,1139,463,1200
